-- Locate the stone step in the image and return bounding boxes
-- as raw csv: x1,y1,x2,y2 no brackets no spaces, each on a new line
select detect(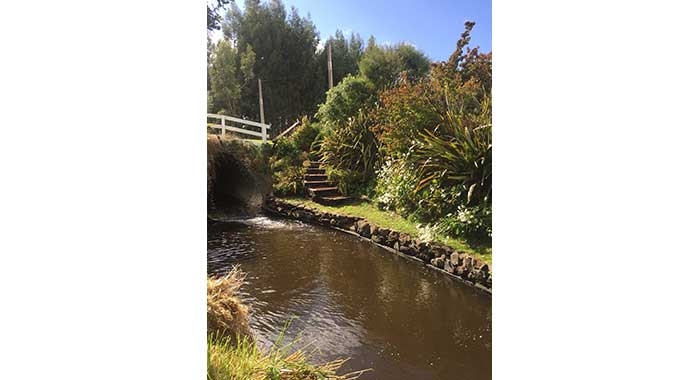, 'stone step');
303,180,331,189
304,174,328,181
308,186,339,197
305,168,325,175
306,161,322,169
